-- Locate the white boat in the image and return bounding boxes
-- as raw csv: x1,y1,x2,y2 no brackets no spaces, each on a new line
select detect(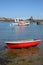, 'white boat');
10,22,18,27
10,21,30,27
25,22,30,25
